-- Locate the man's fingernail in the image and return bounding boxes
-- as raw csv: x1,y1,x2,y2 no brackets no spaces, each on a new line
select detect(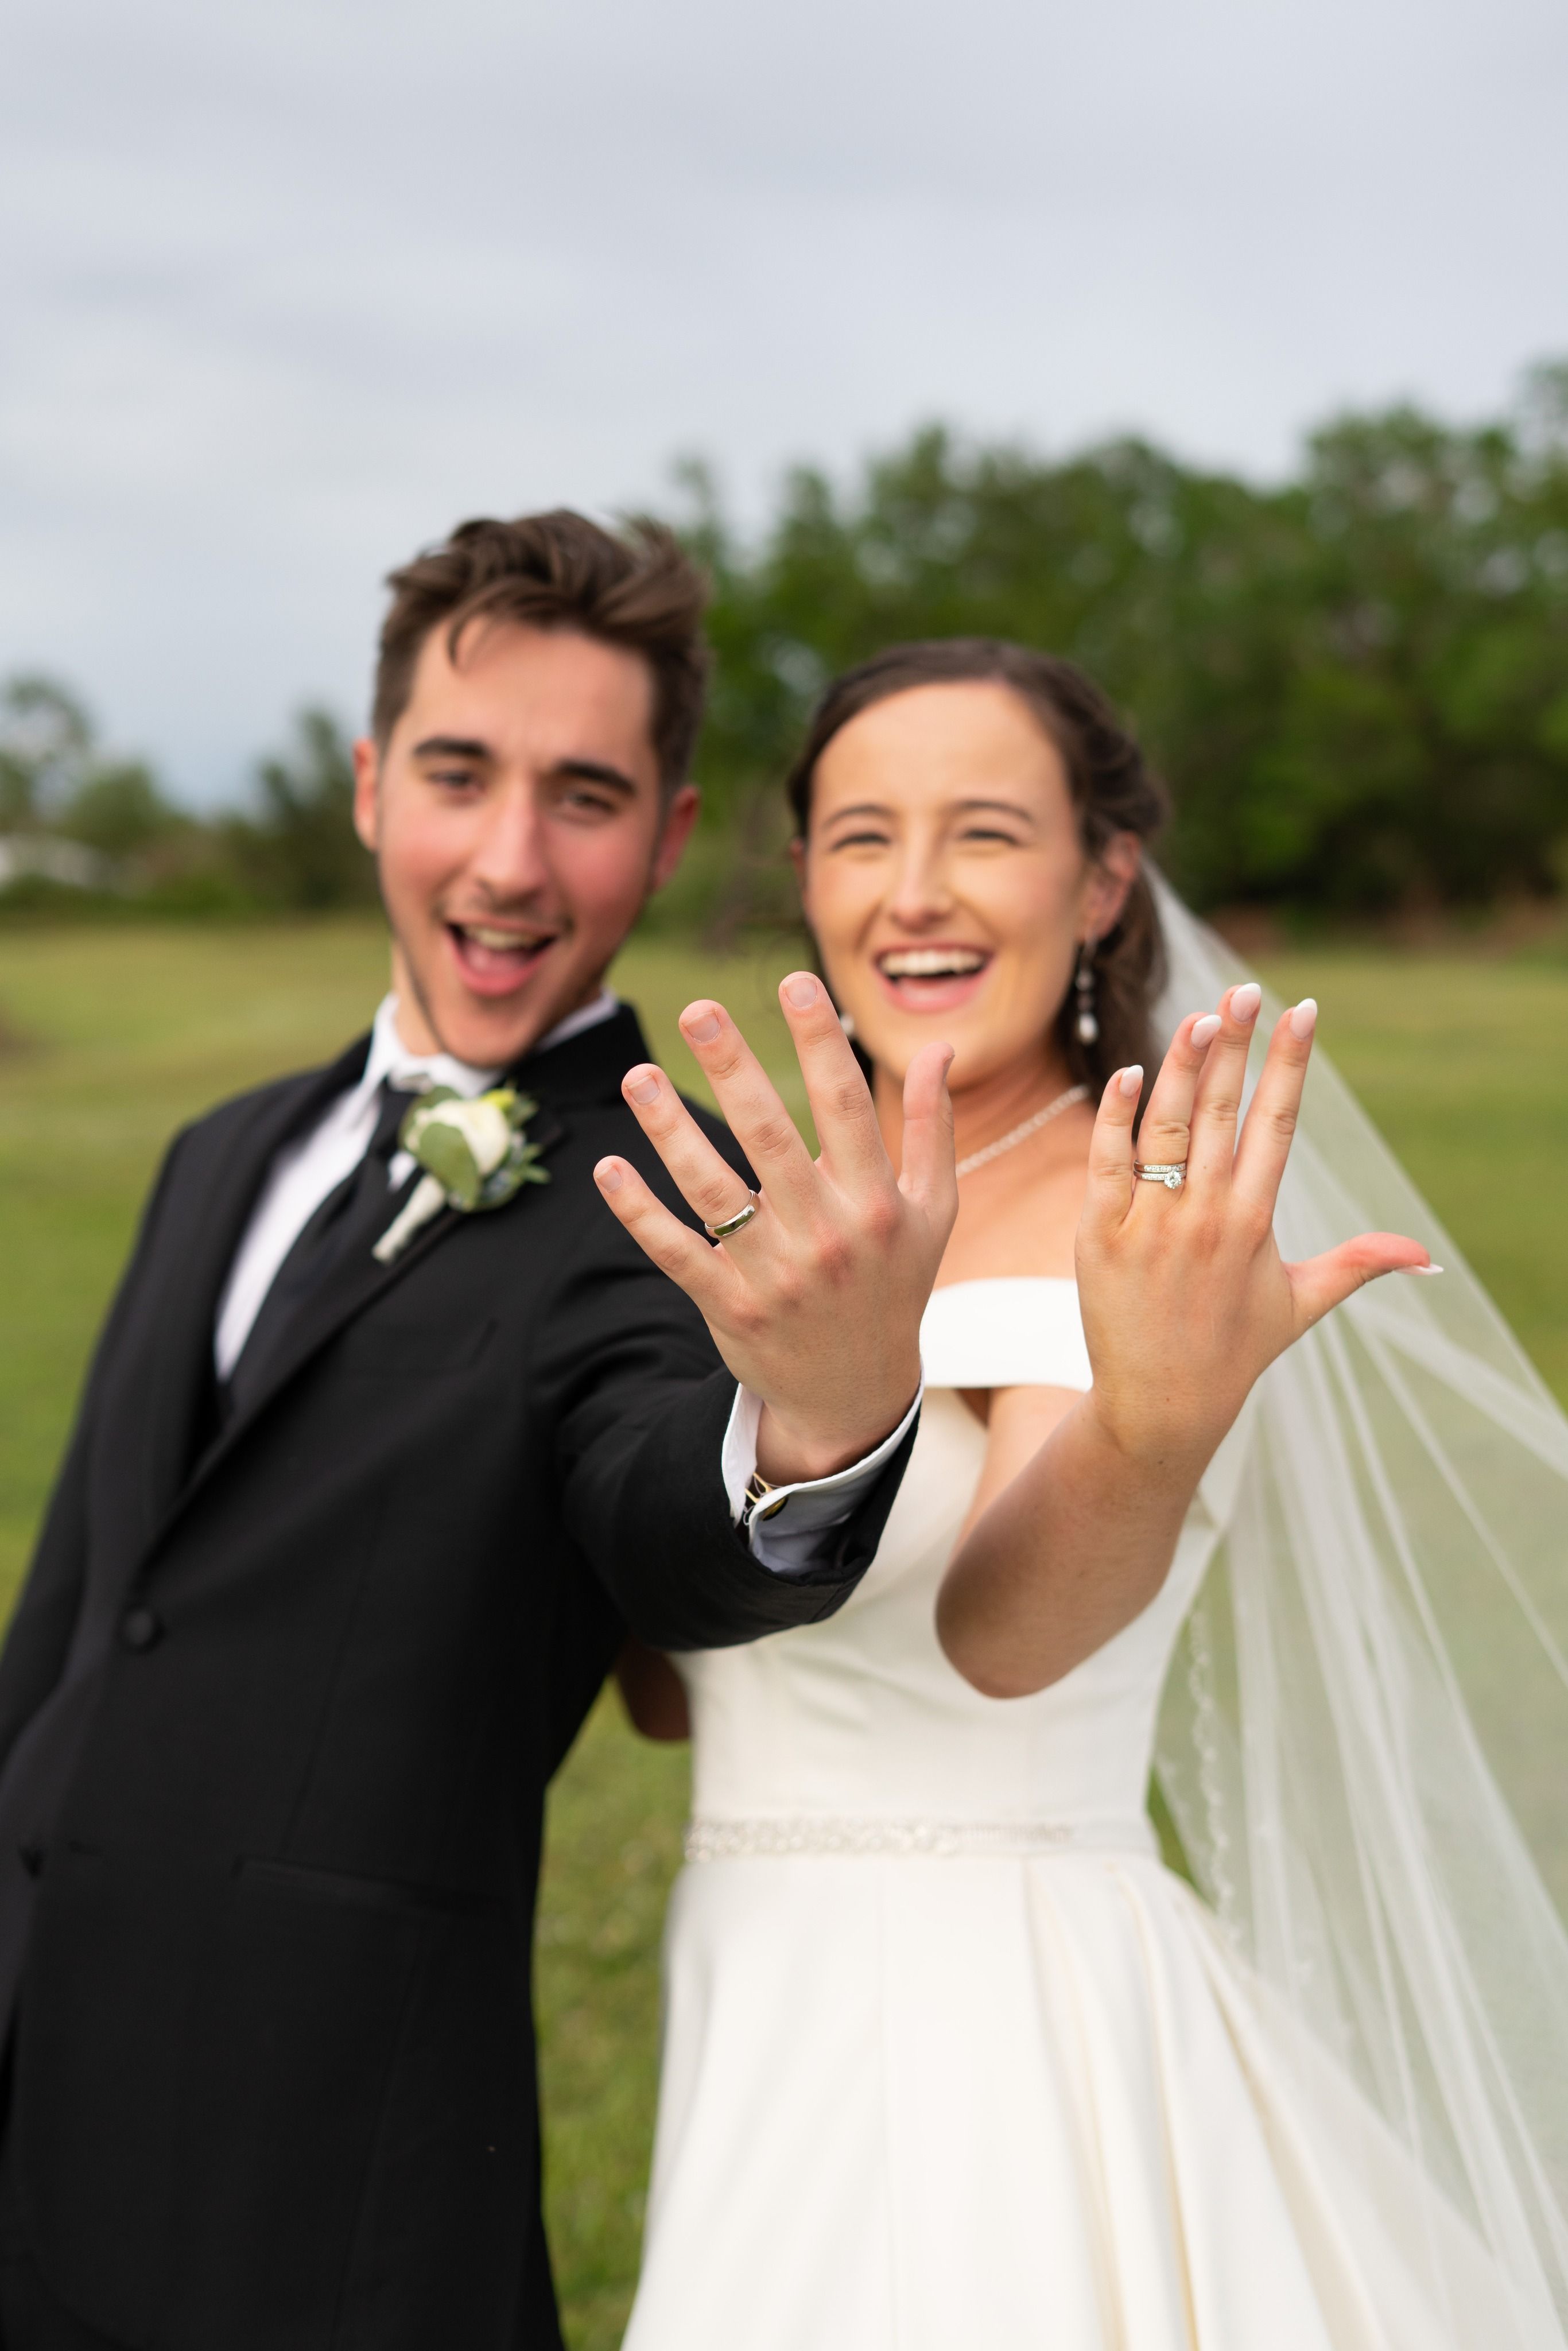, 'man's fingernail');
1191,1014,1221,1048
1288,997,1318,1040
1117,1064,1144,1098
1402,1263,1444,1275
684,1011,721,1043
783,973,819,1010
1231,983,1262,1023
626,1074,660,1105
596,1161,623,1193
